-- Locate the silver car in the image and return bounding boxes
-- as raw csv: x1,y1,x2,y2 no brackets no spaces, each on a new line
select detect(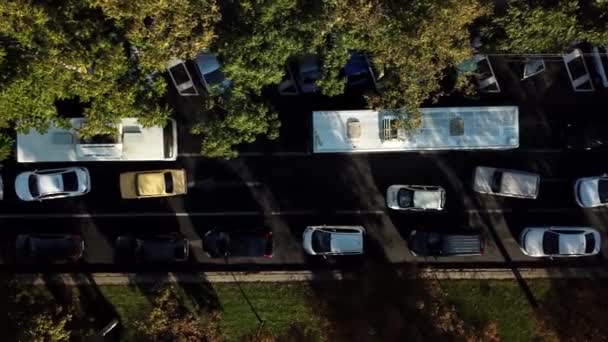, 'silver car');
386,185,446,210
574,175,608,208
520,227,601,257
473,166,540,199
302,225,365,256
15,167,90,201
